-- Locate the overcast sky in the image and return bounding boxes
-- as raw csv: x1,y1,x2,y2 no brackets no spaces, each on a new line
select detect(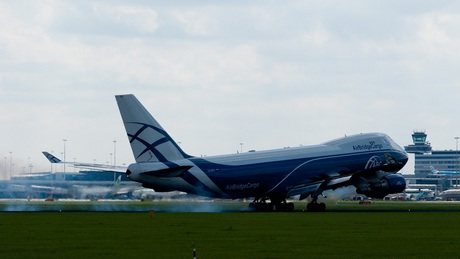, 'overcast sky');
1,1,460,179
